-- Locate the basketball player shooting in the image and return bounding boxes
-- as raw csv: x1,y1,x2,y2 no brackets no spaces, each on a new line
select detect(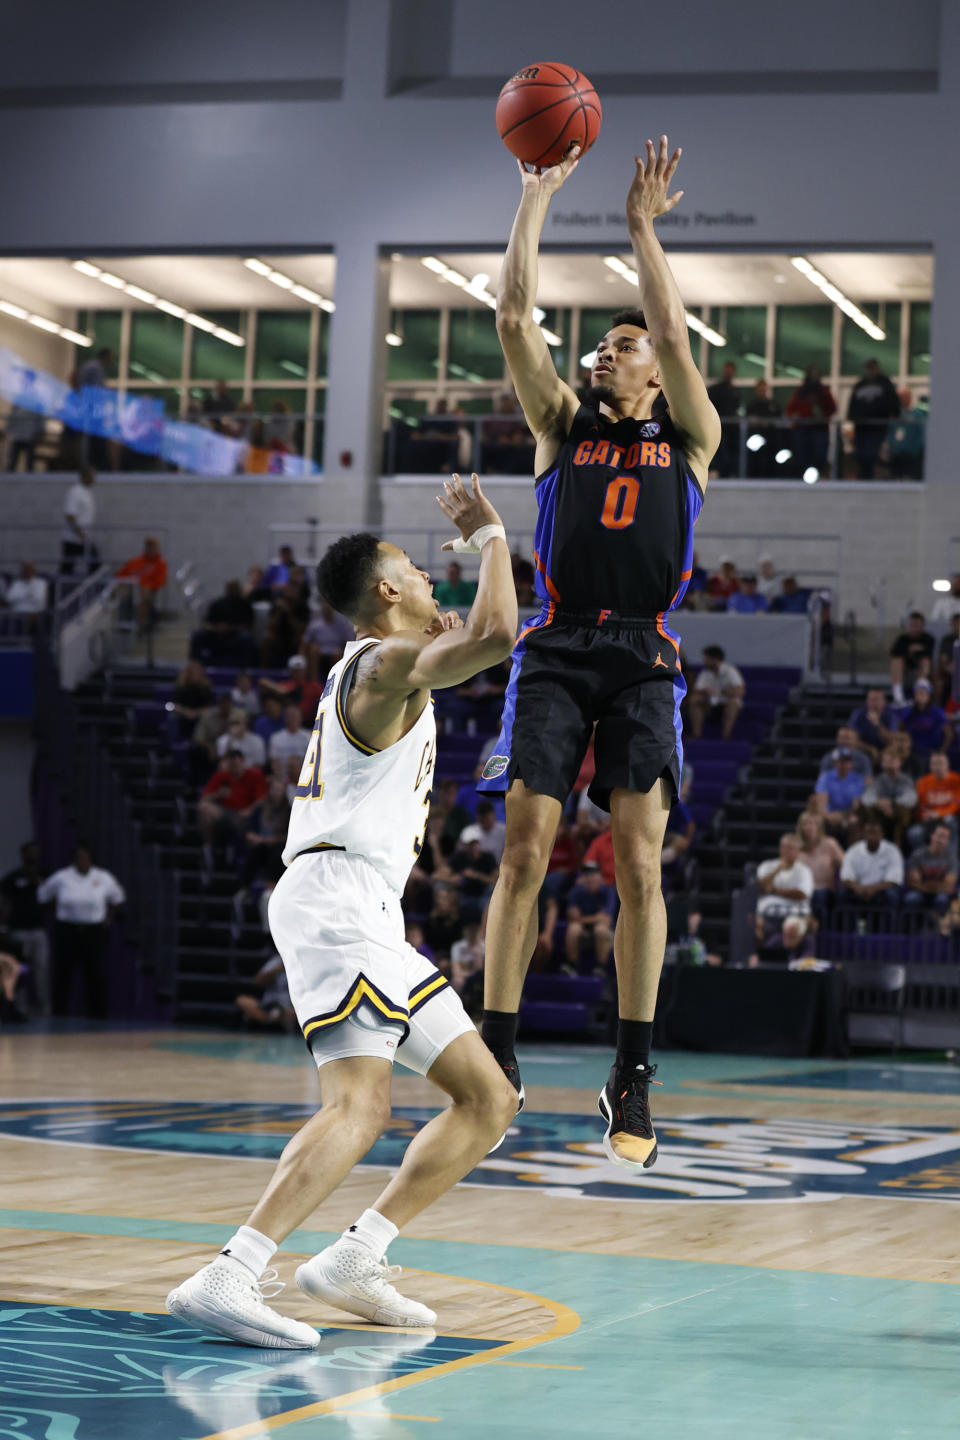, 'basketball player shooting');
479,136,720,1168
167,476,520,1348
